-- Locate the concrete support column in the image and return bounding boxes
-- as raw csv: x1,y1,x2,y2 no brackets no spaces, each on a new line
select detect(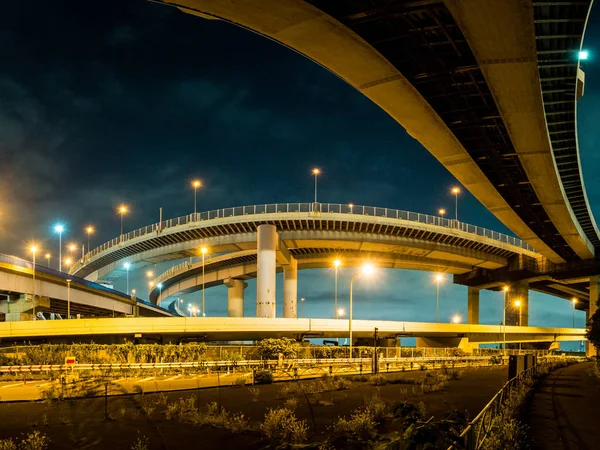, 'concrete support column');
256,224,277,318
467,287,480,324
507,280,529,326
283,258,297,318
226,278,247,317
587,275,598,357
